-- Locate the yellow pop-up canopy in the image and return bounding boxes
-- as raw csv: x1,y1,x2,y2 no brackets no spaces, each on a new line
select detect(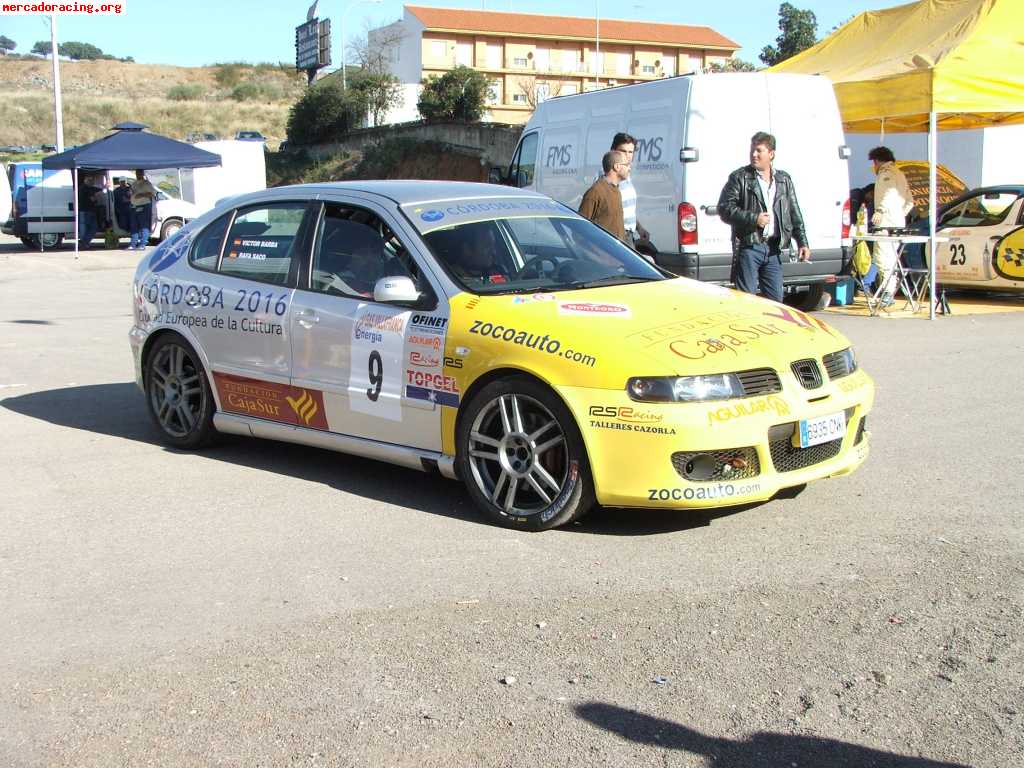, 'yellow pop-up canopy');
772,0,1024,318
771,0,1024,133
